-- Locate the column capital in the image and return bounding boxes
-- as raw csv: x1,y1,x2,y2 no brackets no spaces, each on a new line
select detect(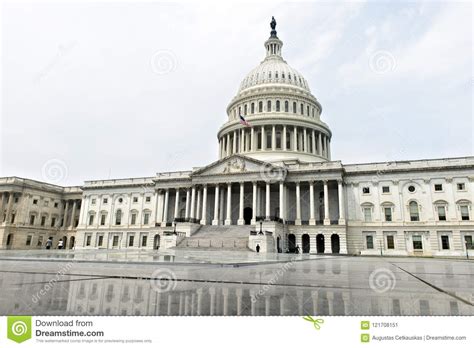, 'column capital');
337,179,343,185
